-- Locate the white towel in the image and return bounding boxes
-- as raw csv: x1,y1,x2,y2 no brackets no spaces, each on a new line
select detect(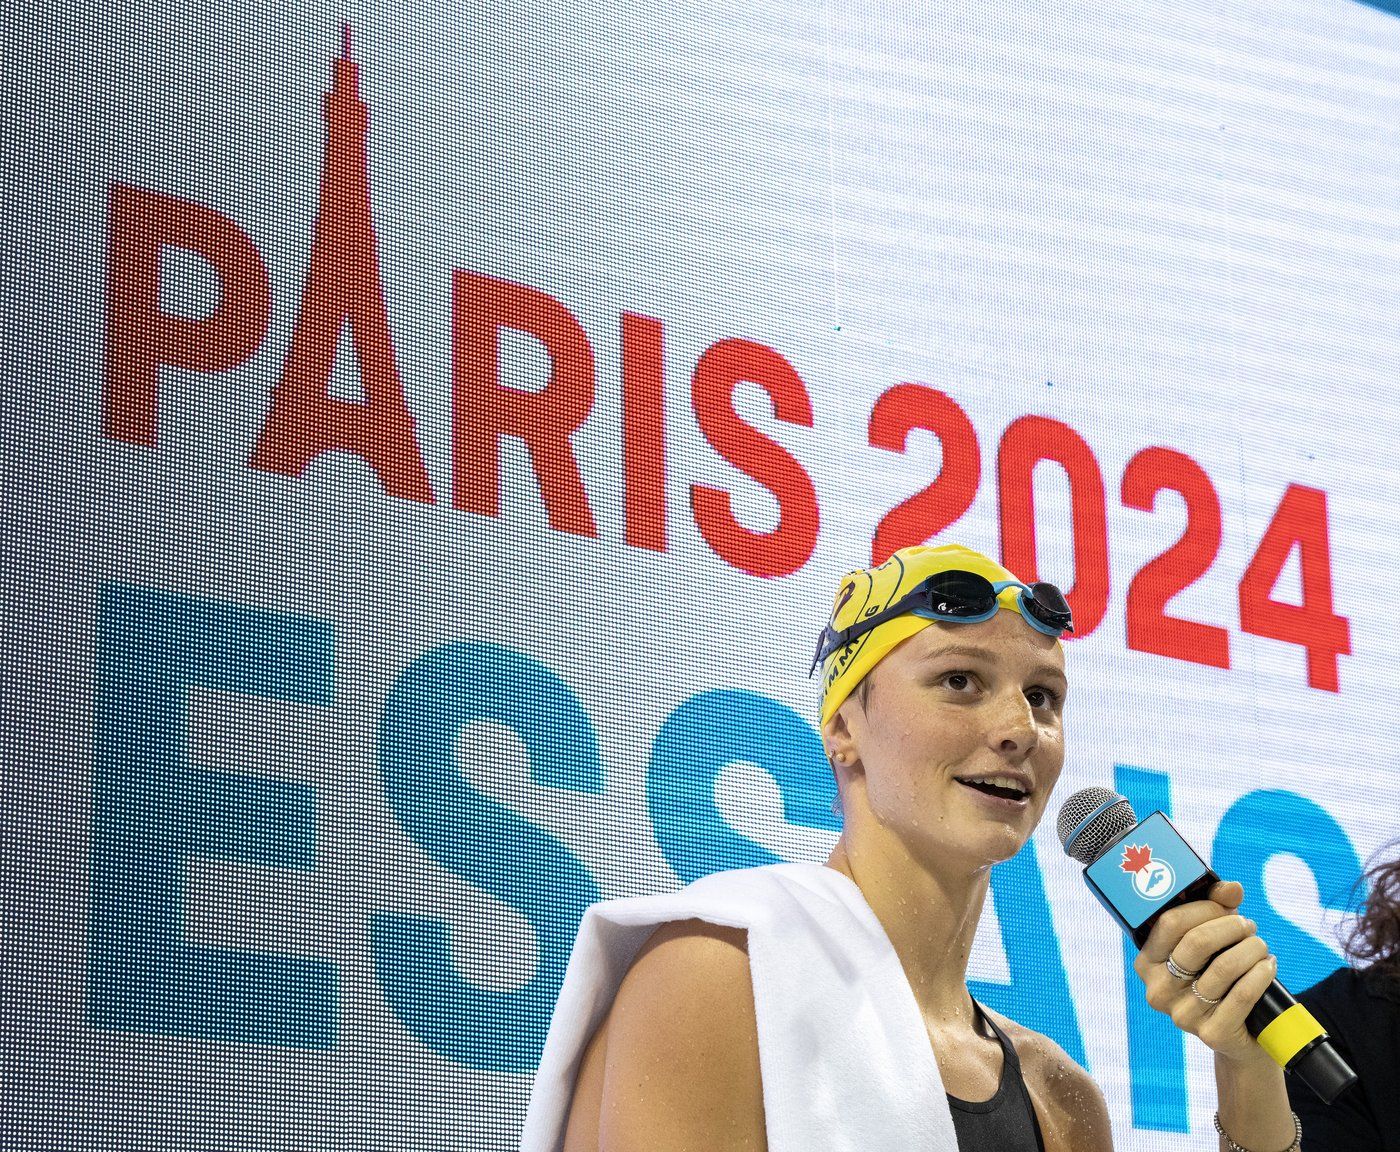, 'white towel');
519,860,960,1151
